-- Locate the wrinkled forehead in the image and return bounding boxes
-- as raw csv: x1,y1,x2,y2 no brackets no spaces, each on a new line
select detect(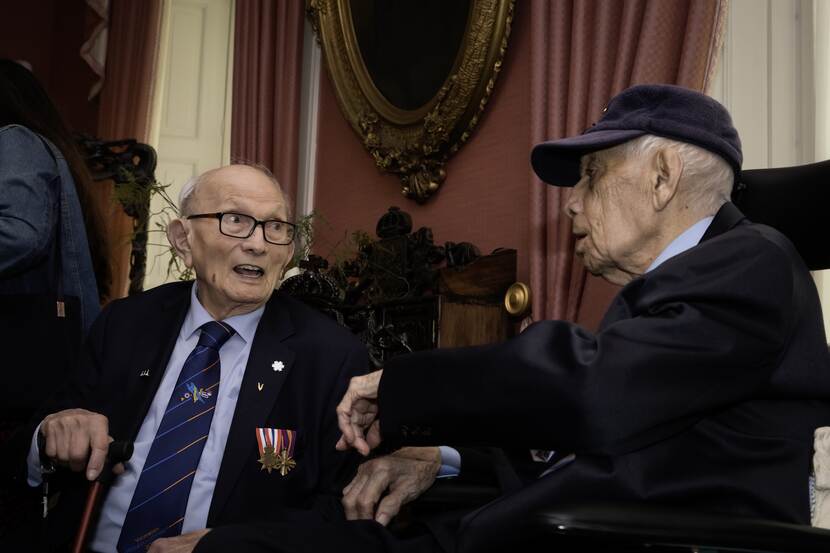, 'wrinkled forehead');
578,142,636,175
579,148,611,173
